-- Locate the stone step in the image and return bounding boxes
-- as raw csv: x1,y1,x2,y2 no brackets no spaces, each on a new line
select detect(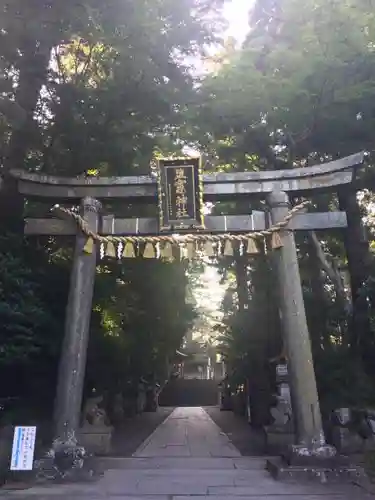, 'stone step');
102,467,369,498
4,460,369,497
97,456,268,470
159,379,219,407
